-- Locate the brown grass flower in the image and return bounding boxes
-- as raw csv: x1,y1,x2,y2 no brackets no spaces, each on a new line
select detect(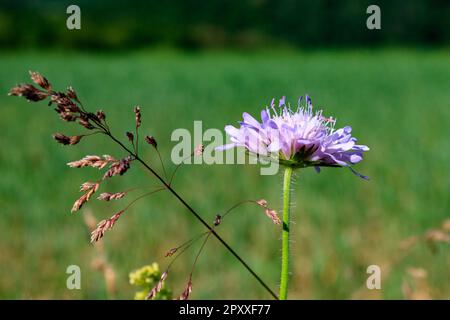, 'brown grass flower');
165,248,178,257
146,271,169,300
51,94,80,113
178,279,193,300
264,209,281,225
134,106,141,128
72,182,100,213
71,193,89,212
145,135,157,148
256,199,281,225
96,110,106,121
53,133,83,145
66,86,80,103
83,209,117,297
67,155,117,169
194,144,204,156
29,70,52,91
90,210,124,242
256,199,268,207
78,116,95,130
80,182,99,192
126,131,134,142
97,192,126,201
214,214,222,226
102,156,132,179
8,83,48,102
59,112,78,122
